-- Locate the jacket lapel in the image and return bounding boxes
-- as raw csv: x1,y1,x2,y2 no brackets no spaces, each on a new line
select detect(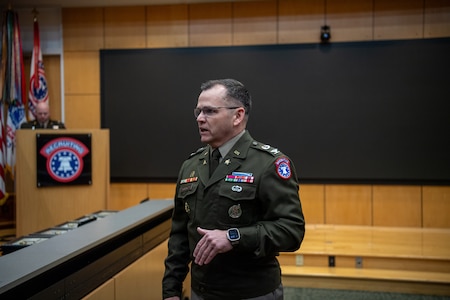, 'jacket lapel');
198,148,210,186
205,131,253,188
